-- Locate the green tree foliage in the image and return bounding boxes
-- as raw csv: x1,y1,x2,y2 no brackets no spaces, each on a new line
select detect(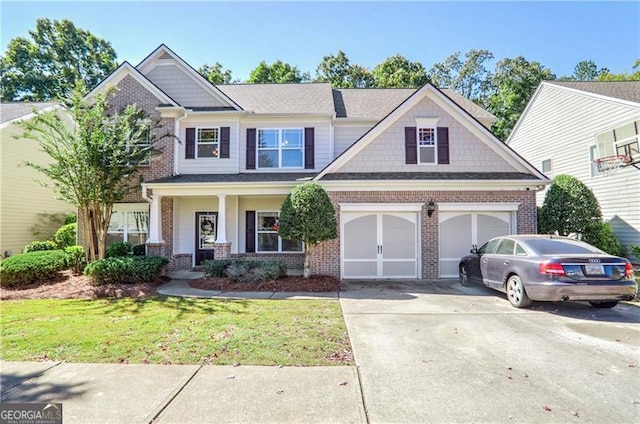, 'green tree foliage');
487,56,555,140
372,54,429,88
279,182,337,278
18,86,167,261
315,50,375,88
197,62,233,84
0,18,117,101
596,59,640,81
248,60,309,83
593,222,623,256
568,60,609,81
428,49,494,105
538,175,602,244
